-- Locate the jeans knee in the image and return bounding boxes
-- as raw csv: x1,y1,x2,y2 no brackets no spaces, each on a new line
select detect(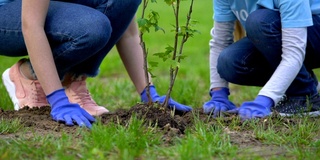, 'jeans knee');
246,9,281,38
246,10,264,37
134,0,142,7
118,0,142,14
217,51,233,80
80,13,112,49
130,0,142,10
